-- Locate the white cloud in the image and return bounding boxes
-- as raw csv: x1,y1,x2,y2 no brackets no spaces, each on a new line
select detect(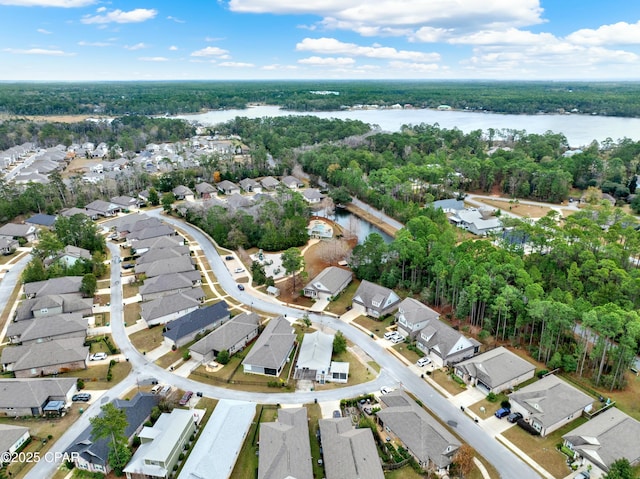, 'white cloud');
0,0,93,6
205,36,225,42
388,60,440,72
190,46,229,57
448,28,557,45
78,40,112,46
37,28,52,34
219,61,254,67
298,56,356,66
167,15,185,23
296,37,439,62
124,42,148,50
4,47,74,56
96,6,105,12
169,45,178,51
262,64,298,70
566,21,640,46
81,8,157,24
139,56,169,62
